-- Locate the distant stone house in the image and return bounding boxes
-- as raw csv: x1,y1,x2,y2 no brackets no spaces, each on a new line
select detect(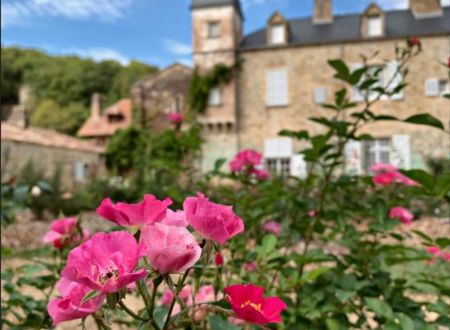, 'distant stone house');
77,94,133,146
130,63,192,132
1,121,105,191
190,0,450,176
